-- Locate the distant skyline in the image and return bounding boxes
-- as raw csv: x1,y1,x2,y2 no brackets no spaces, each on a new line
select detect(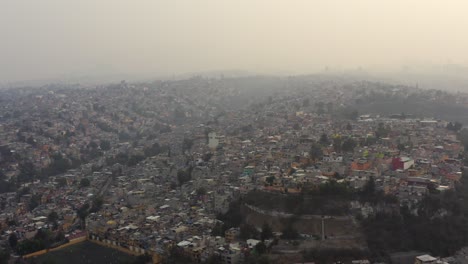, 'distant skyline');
2,0,468,82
